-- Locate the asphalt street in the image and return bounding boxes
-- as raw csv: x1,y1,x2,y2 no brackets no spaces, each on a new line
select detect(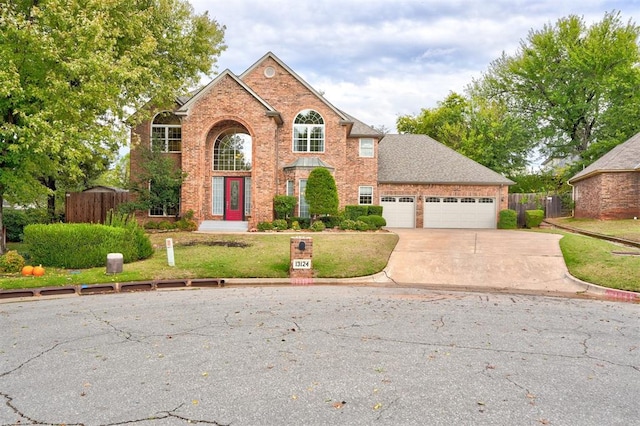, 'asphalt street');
1,285,638,425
